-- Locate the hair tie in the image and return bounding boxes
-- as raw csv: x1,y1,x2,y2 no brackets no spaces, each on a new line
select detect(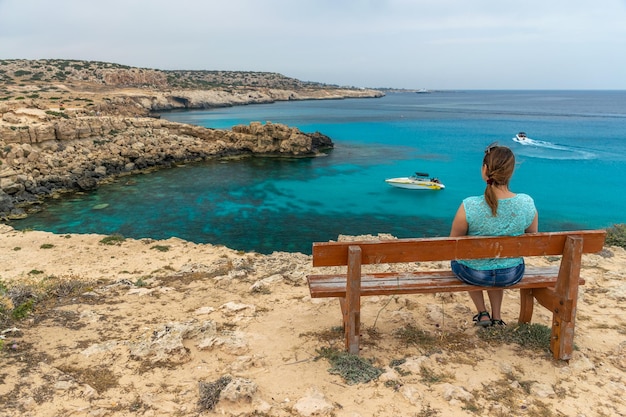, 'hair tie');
486,178,494,185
